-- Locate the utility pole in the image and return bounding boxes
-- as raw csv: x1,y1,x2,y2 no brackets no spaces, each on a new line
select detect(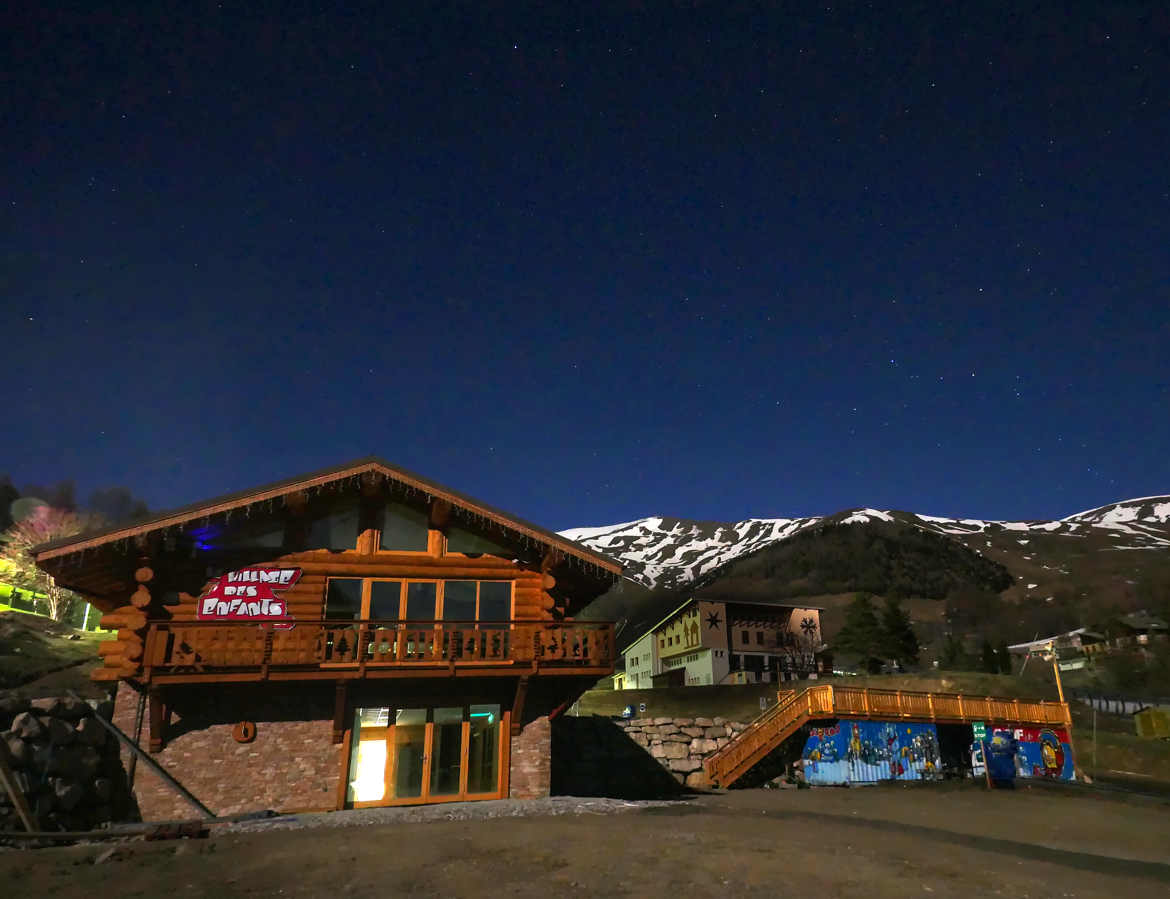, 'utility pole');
1047,641,1085,781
